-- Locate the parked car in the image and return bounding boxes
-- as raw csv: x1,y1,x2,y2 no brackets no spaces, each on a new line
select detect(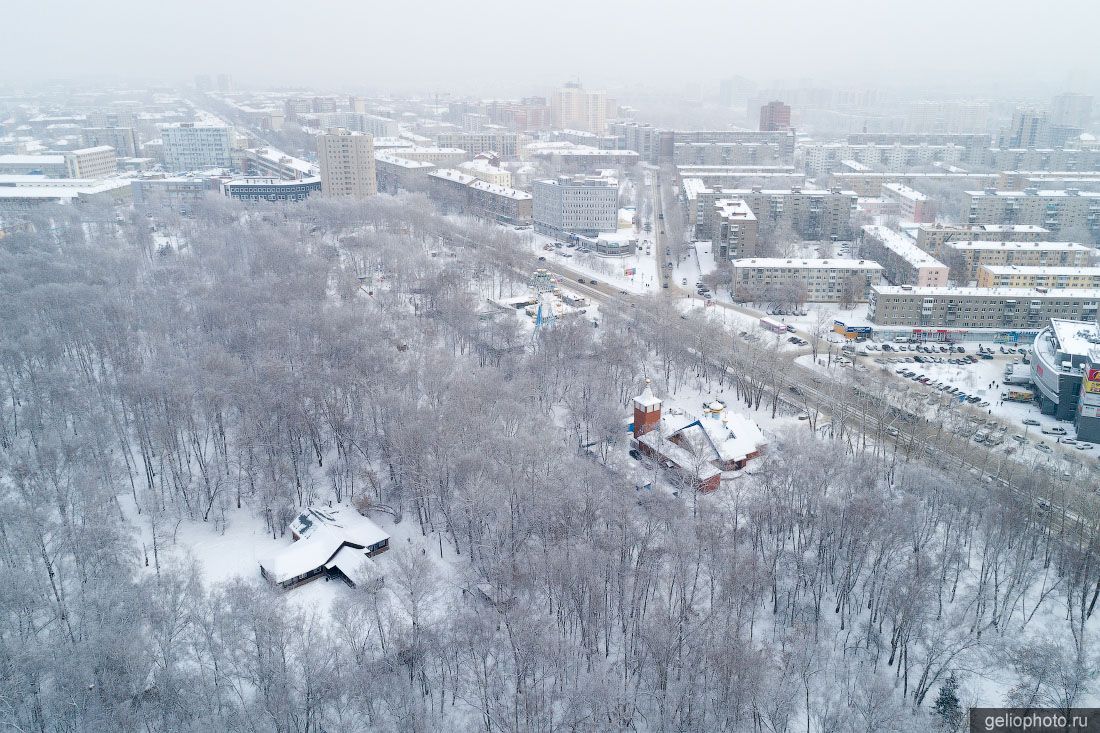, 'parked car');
1022,419,1040,426
628,449,642,461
